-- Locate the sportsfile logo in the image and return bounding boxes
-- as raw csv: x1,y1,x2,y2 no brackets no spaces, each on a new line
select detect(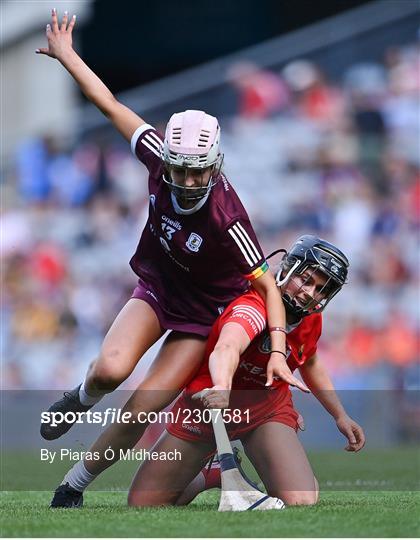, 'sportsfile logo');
40,408,186,428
